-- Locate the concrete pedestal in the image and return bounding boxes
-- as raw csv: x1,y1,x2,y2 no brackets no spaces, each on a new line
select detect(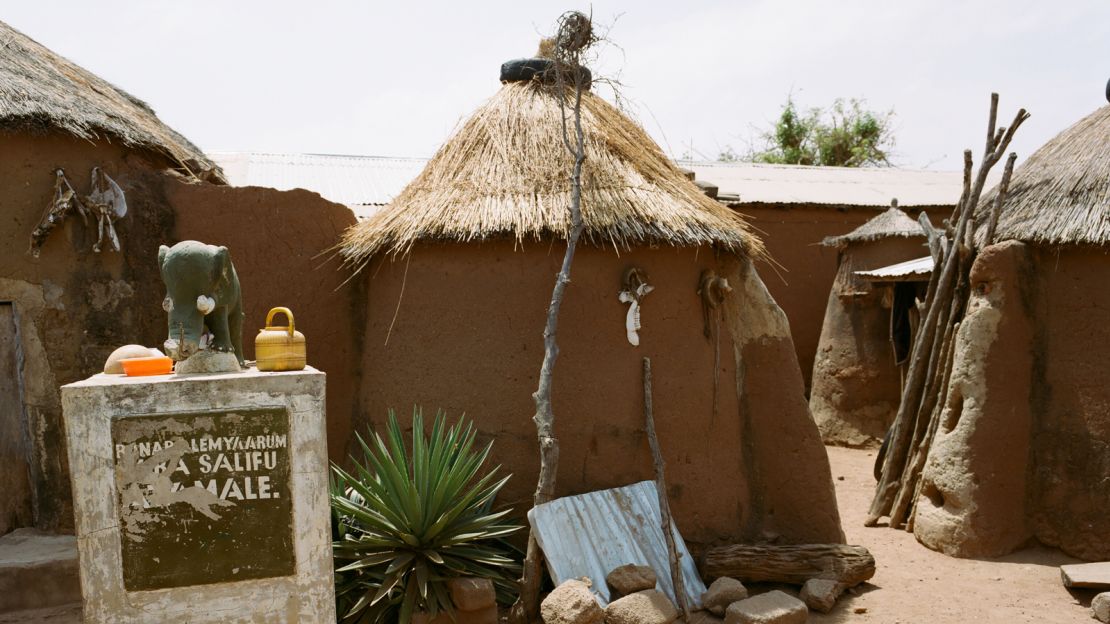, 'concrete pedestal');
62,367,335,623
